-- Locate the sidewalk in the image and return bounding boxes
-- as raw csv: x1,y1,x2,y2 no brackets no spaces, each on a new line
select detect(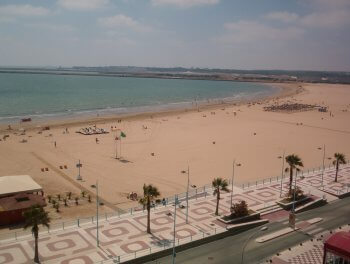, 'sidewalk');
0,164,349,264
